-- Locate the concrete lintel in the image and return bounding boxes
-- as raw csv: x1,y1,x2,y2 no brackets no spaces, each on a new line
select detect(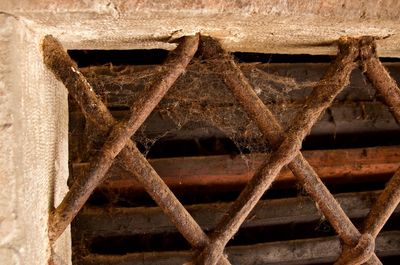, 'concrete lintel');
1,1,400,56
